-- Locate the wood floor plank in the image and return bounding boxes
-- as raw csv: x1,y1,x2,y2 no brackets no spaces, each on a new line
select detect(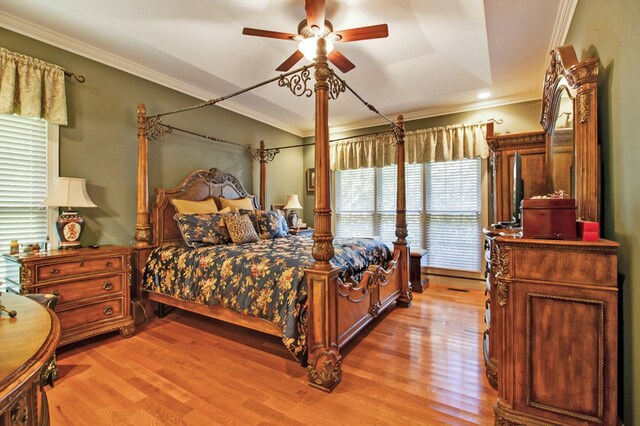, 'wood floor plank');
48,284,497,424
